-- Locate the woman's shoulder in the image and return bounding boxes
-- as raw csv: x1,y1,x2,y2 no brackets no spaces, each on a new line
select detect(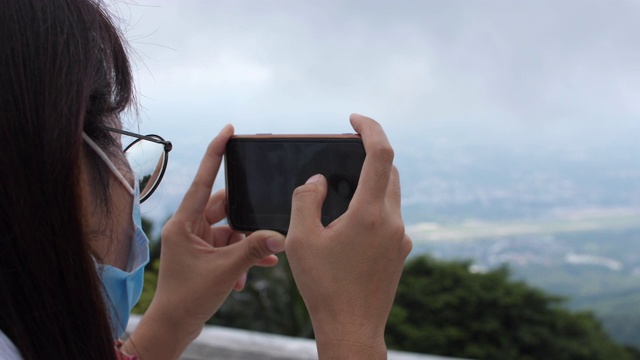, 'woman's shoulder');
0,330,22,360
